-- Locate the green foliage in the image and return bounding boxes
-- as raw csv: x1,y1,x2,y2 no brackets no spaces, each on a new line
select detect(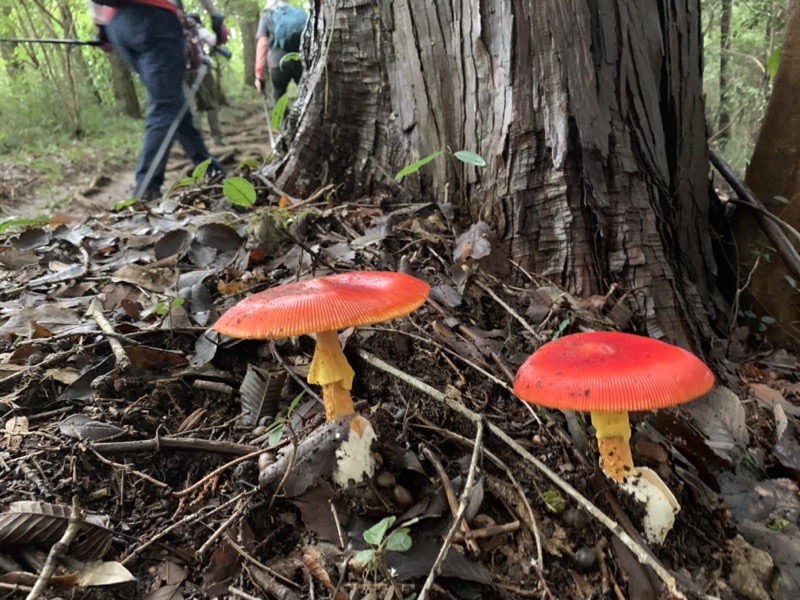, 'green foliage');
271,92,290,131
223,177,257,207
394,148,487,181
541,490,567,514
355,516,413,572
155,297,185,316
0,216,50,235
263,392,304,448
